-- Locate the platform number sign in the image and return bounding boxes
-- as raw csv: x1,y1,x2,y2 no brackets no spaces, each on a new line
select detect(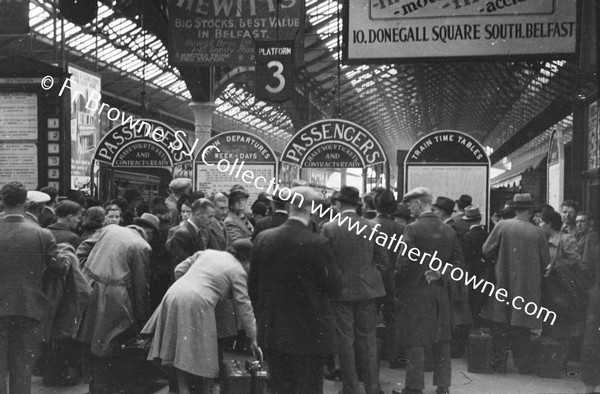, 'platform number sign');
255,41,295,102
